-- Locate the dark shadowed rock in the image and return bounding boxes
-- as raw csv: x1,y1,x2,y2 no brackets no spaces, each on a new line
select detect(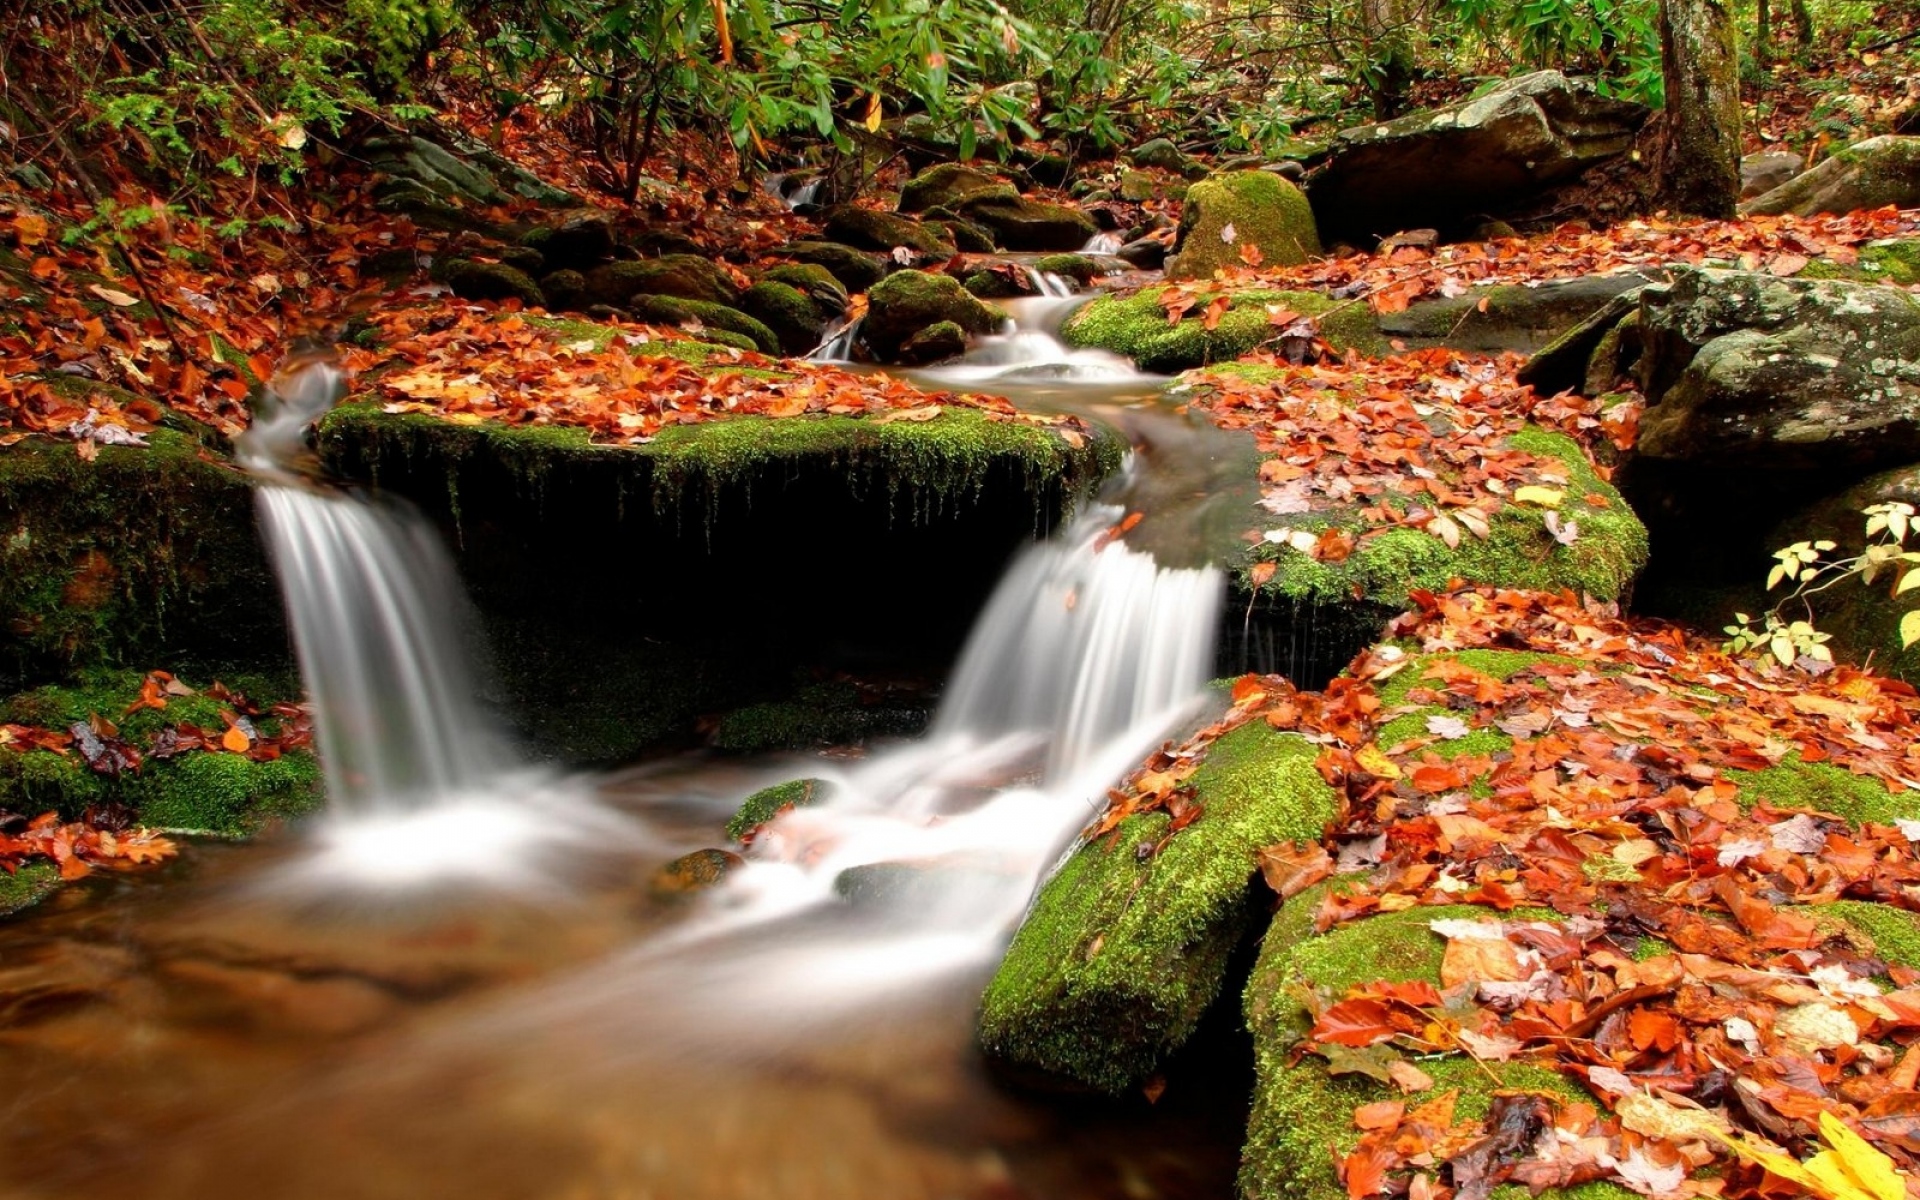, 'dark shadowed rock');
523,212,616,272
822,207,956,256
1378,272,1658,352
956,196,1099,252
584,255,740,308
437,259,544,308
1306,71,1649,244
